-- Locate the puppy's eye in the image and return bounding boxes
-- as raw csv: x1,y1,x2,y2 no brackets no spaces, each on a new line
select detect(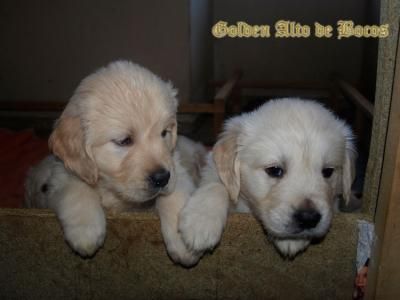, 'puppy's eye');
161,129,170,138
113,136,133,147
322,167,334,178
265,166,284,178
